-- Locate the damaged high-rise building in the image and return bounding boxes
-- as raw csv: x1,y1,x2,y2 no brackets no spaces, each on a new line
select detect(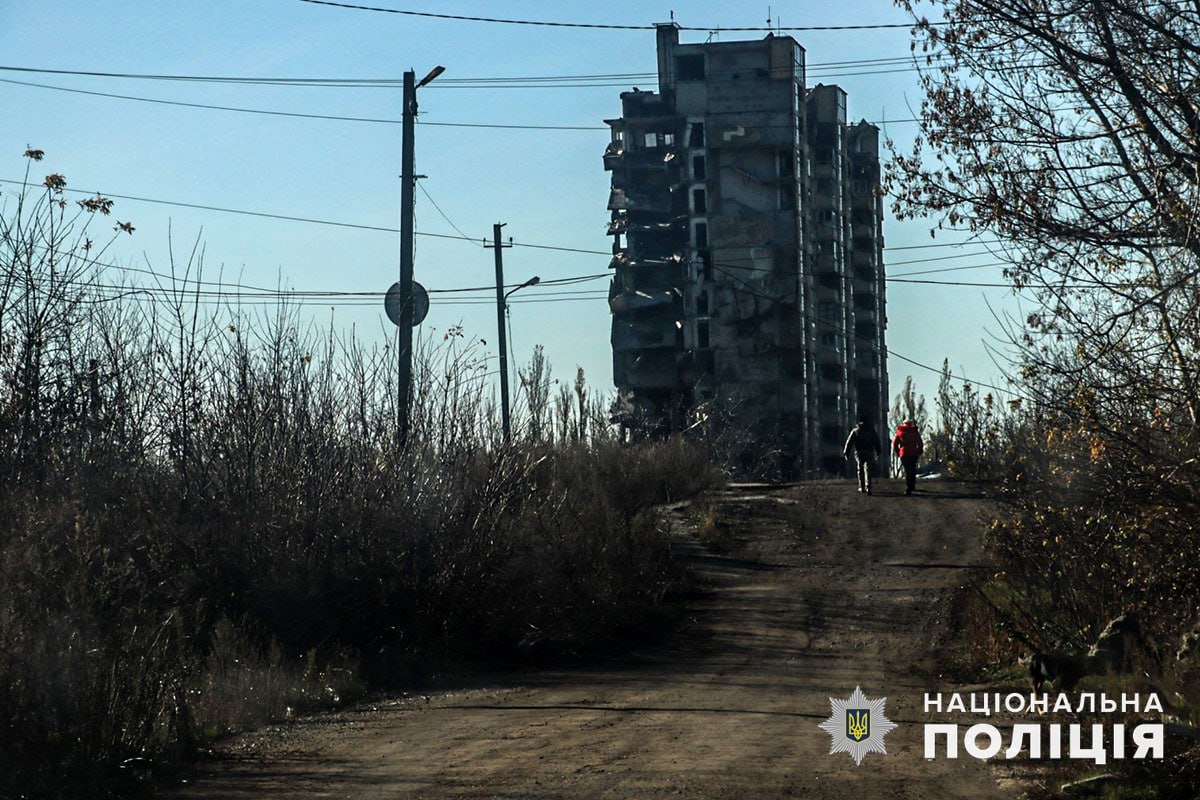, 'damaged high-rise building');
604,23,888,476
